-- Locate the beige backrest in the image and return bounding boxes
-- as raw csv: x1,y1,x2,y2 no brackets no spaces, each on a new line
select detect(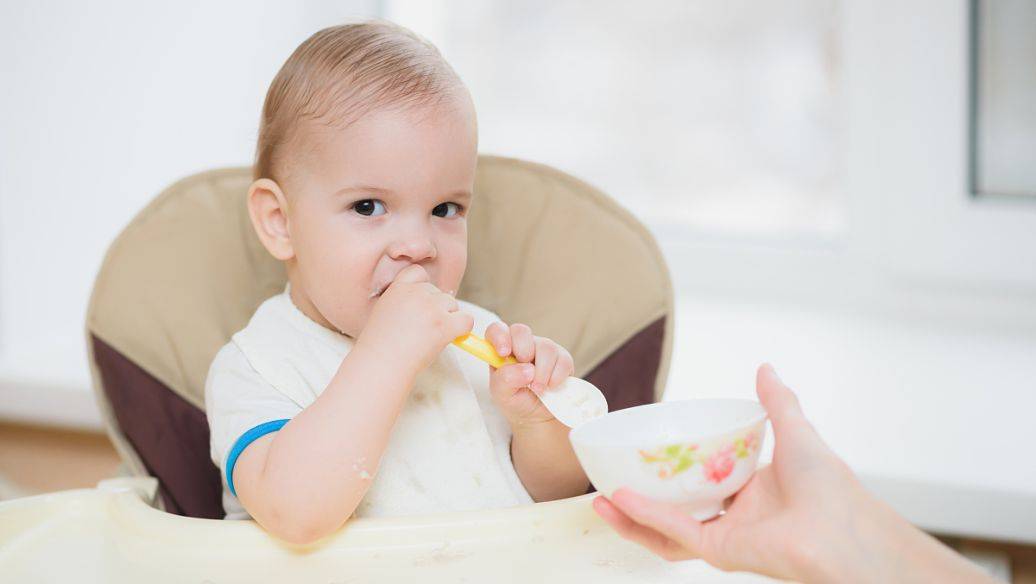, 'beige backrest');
87,155,674,478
